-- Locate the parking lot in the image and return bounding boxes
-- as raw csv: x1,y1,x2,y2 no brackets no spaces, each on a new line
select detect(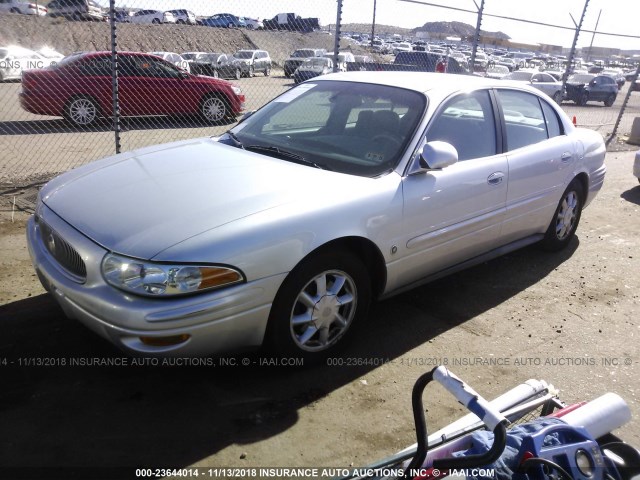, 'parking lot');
0,138,638,474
